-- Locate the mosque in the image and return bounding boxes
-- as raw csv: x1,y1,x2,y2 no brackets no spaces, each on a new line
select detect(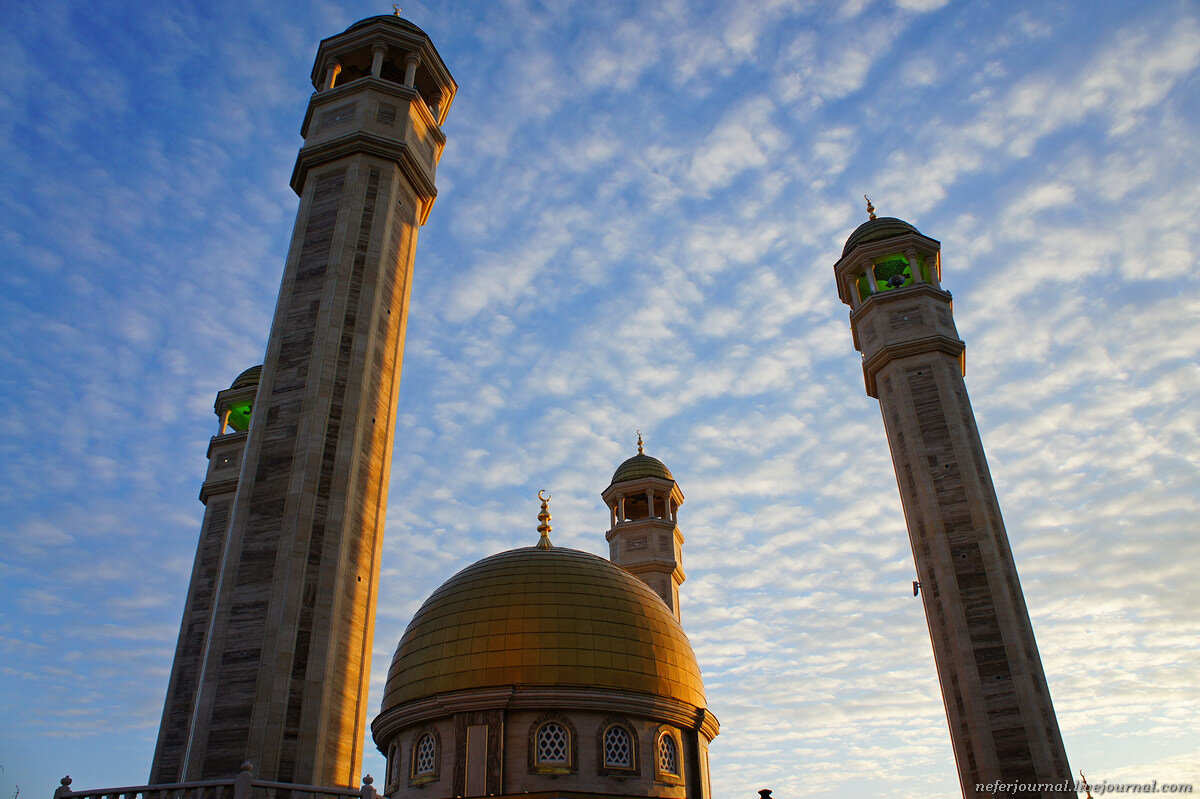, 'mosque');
57,12,1074,799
